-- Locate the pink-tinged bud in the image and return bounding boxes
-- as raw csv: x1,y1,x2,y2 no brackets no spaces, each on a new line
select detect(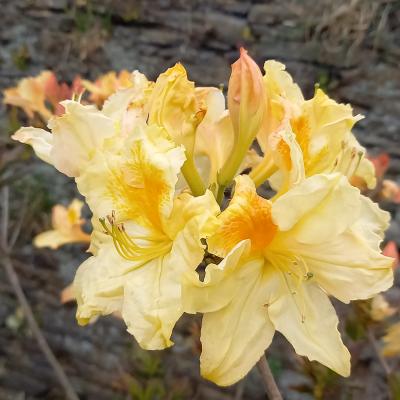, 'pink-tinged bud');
218,49,267,187
228,48,266,147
